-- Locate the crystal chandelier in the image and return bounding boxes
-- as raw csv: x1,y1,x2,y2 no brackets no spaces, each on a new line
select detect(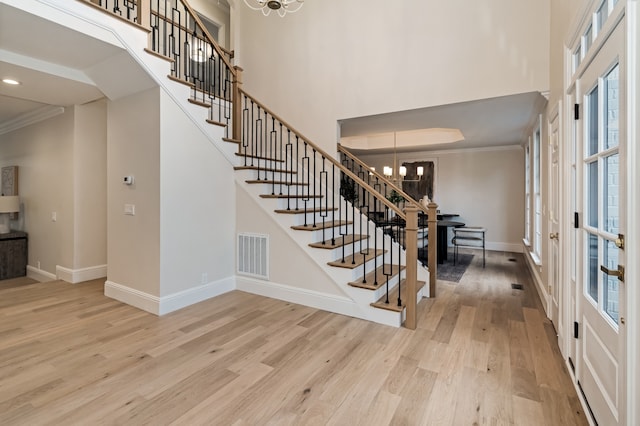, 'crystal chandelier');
243,0,305,17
